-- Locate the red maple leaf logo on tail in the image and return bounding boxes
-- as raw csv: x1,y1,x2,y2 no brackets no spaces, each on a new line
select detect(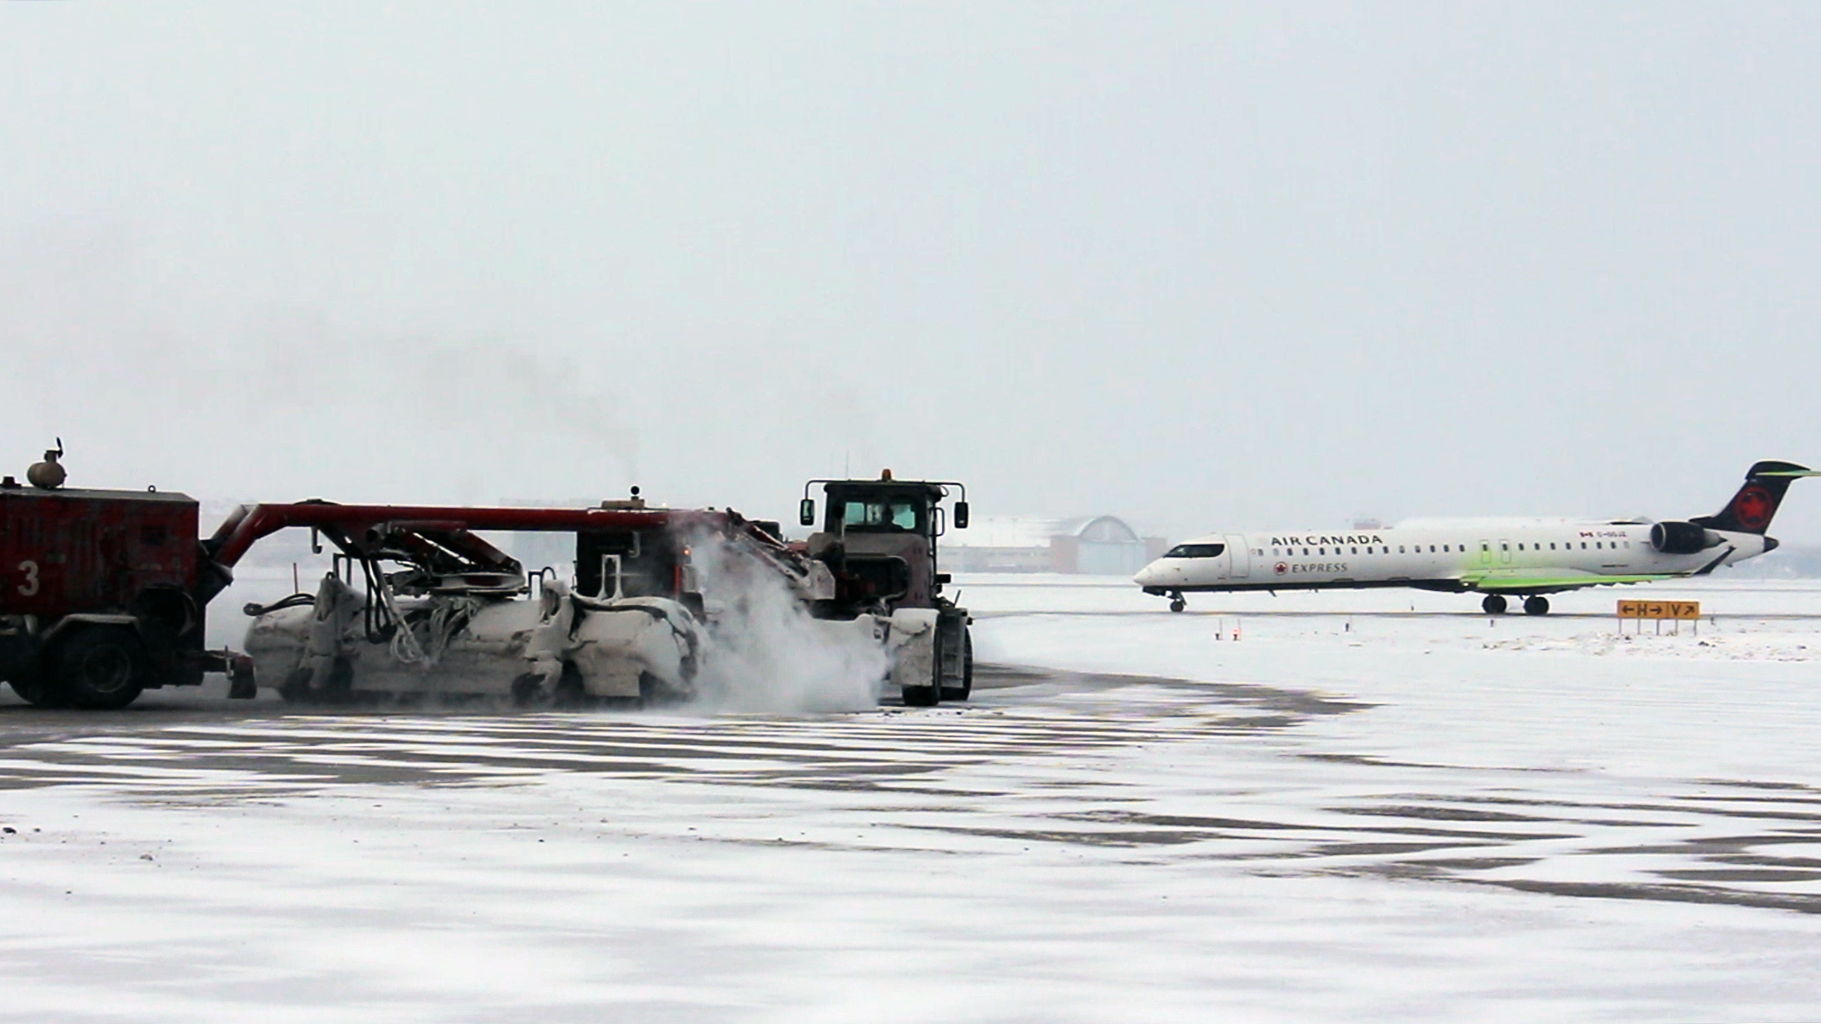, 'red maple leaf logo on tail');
1733,485,1774,531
